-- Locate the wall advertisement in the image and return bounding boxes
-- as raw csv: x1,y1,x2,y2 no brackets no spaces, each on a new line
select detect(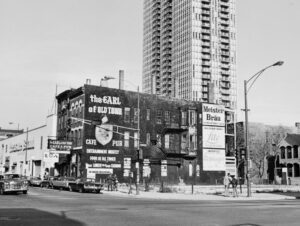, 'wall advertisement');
202,103,225,127
203,149,226,171
202,126,225,149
